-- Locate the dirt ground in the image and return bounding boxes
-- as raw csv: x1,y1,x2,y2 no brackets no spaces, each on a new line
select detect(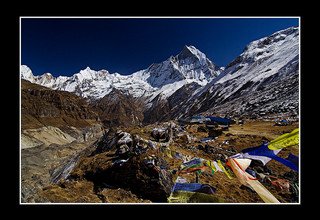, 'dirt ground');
22,119,299,203
153,120,299,203
122,119,299,203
